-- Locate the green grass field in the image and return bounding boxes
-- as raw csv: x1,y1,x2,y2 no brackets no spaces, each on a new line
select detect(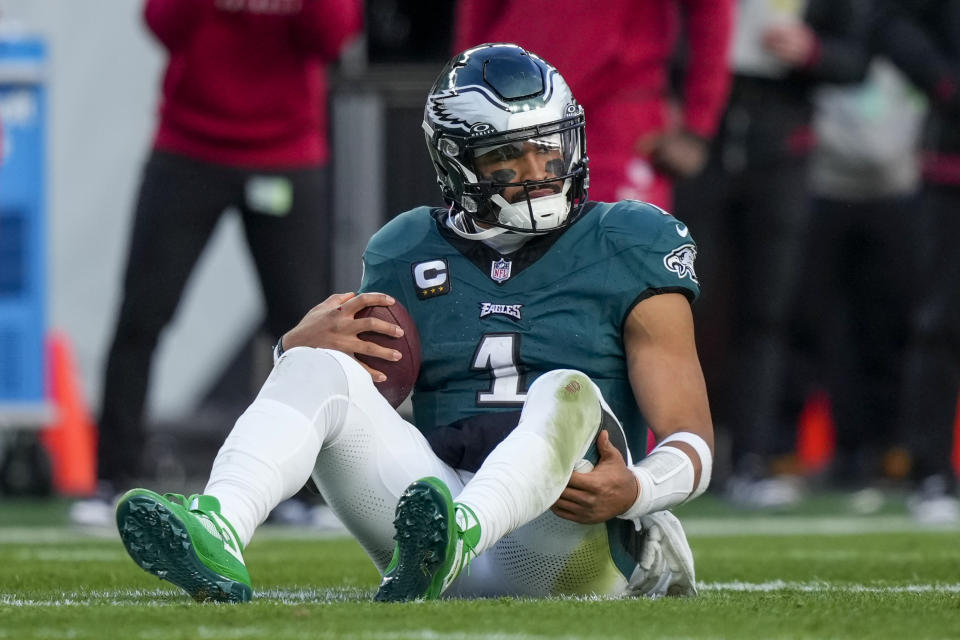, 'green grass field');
2,494,959,639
